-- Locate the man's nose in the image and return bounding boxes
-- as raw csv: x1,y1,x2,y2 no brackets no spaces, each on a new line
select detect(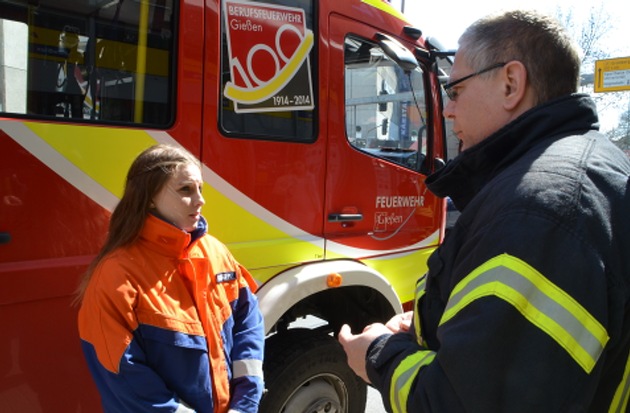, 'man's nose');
443,100,455,119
